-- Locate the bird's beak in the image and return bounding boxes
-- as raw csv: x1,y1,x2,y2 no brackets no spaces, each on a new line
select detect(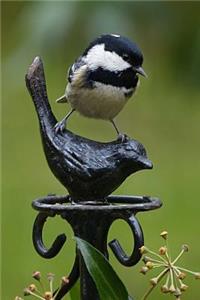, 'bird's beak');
134,66,148,78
